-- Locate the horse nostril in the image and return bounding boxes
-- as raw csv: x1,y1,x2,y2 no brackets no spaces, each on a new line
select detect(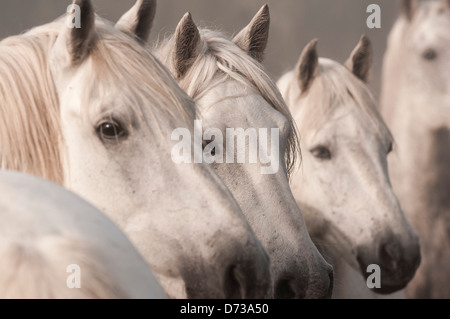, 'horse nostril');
274,278,297,299
223,265,243,299
379,241,400,272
